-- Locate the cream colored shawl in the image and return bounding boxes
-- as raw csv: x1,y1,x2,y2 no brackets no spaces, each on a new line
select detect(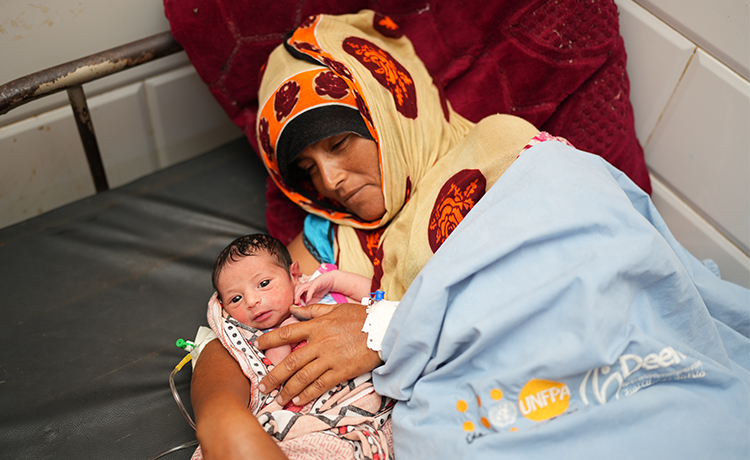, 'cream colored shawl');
257,10,538,299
